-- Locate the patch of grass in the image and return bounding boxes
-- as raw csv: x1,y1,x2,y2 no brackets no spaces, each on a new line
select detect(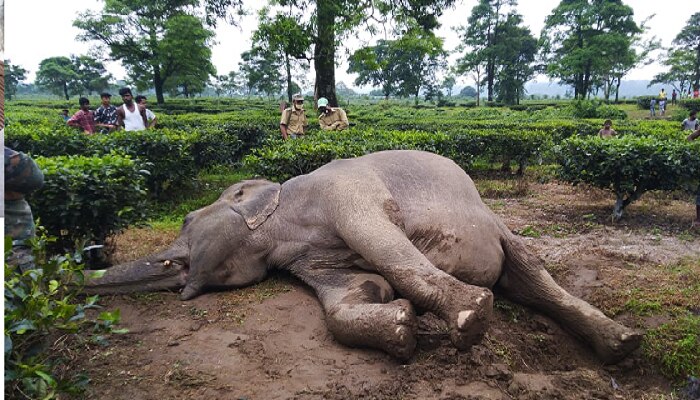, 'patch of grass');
485,335,514,366
216,275,294,325
494,299,524,323
150,168,253,221
643,314,700,380
475,177,529,198
624,298,663,316
517,225,541,238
